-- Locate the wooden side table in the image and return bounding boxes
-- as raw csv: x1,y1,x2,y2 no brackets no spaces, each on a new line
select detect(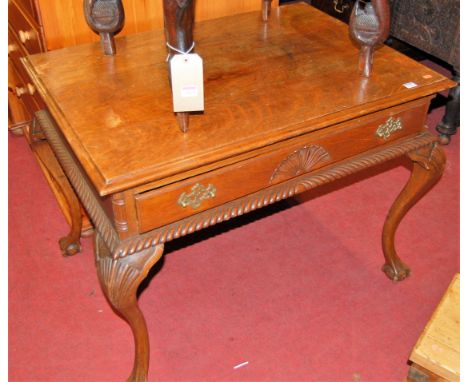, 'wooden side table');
22,3,455,381
407,274,460,382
